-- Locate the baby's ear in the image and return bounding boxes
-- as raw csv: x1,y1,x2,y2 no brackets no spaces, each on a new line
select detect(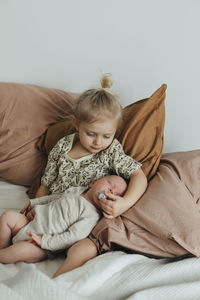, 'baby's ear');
89,179,97,187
